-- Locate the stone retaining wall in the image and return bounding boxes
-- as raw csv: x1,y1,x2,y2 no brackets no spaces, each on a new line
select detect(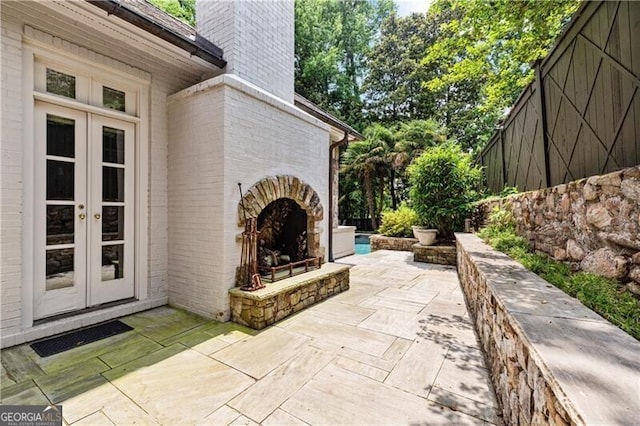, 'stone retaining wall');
229,264,349,329
479,166,640,292
412,244,457,266
370,235,418,251
456,233,640,425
